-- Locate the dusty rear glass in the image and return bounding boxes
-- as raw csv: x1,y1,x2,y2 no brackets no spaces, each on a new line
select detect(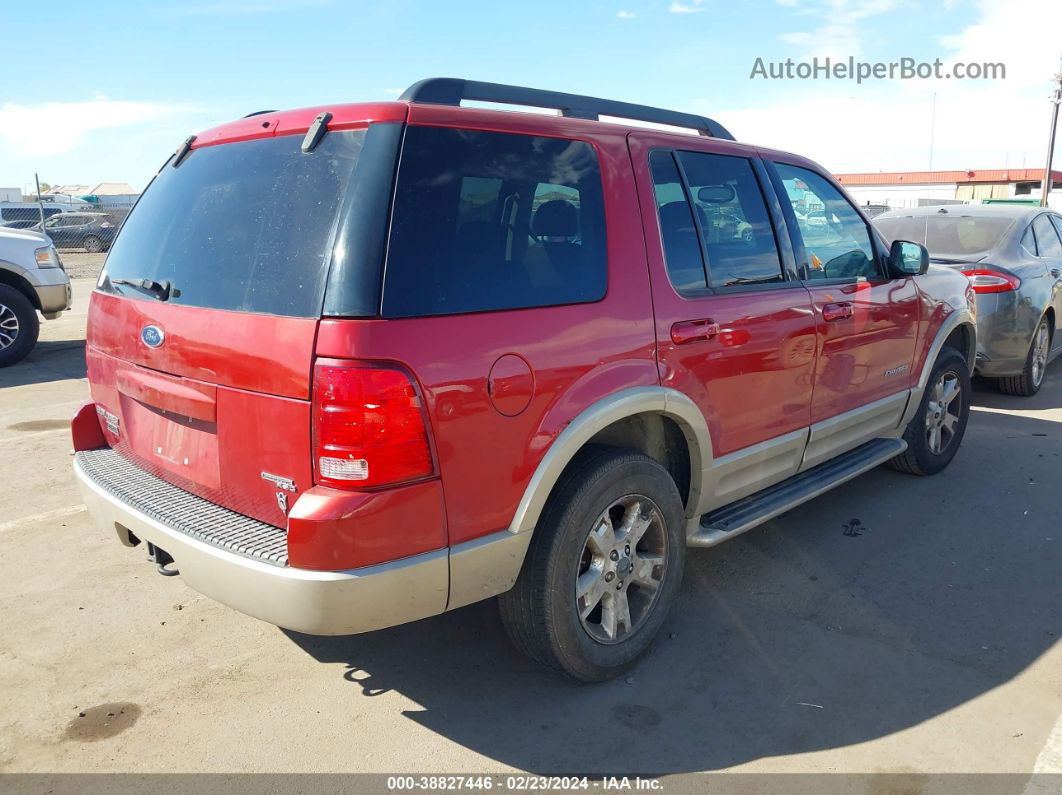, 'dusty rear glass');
874,214,1014,257
98,130,365,317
